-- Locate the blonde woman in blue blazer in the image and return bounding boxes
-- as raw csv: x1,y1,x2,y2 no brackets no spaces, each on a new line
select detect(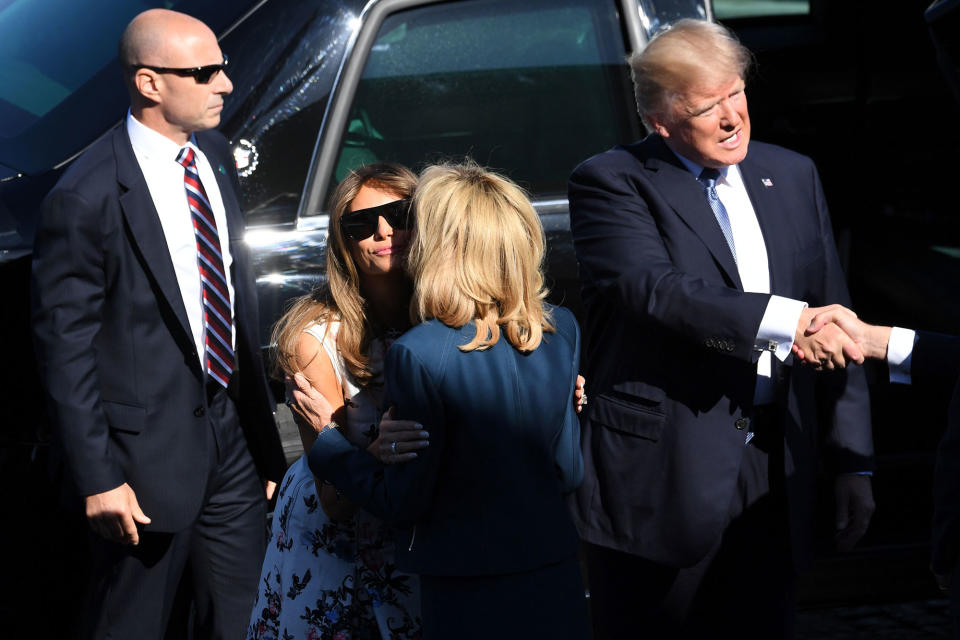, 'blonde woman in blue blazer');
309,163,588,640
